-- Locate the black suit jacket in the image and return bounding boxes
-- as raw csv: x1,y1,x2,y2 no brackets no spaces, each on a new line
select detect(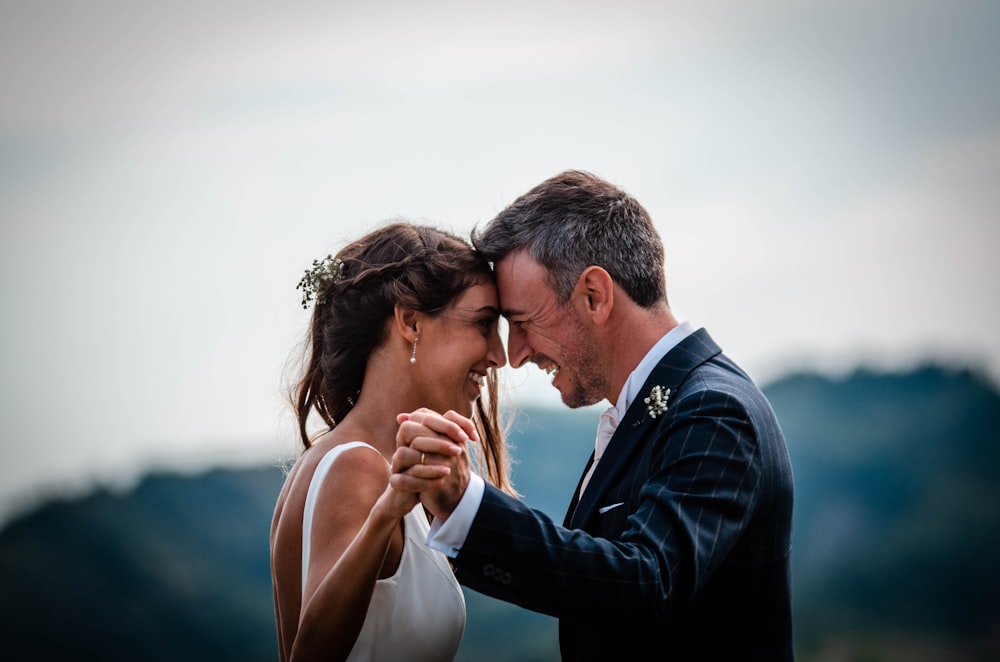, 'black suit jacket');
453,328,795,660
